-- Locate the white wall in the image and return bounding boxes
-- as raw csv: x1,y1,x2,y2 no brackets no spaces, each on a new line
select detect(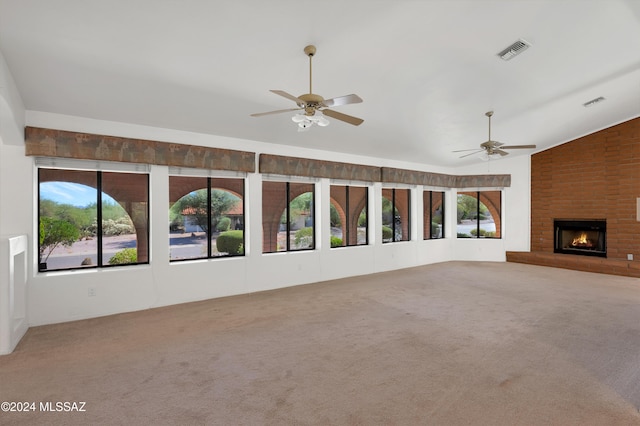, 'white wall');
0,56,532,327
0,52,30,239
452,155,532,261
